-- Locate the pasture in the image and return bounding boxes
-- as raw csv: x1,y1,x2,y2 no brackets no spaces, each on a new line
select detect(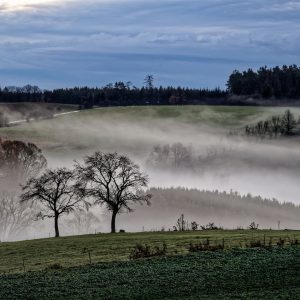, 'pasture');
0,230,299,274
